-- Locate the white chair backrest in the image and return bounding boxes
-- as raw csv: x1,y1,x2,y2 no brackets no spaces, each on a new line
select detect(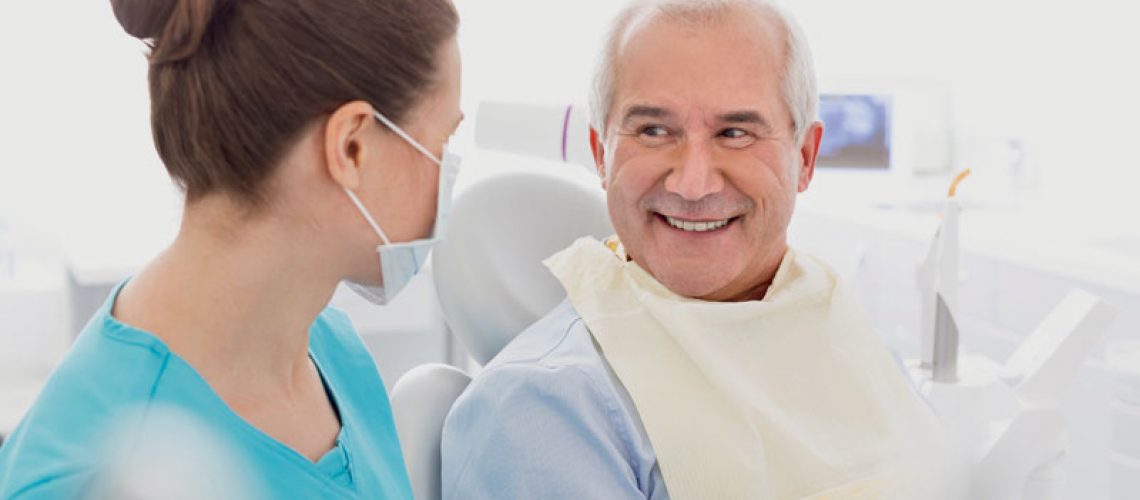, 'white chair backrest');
389,363,471,500
391,166,612,499
431,167,613,365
